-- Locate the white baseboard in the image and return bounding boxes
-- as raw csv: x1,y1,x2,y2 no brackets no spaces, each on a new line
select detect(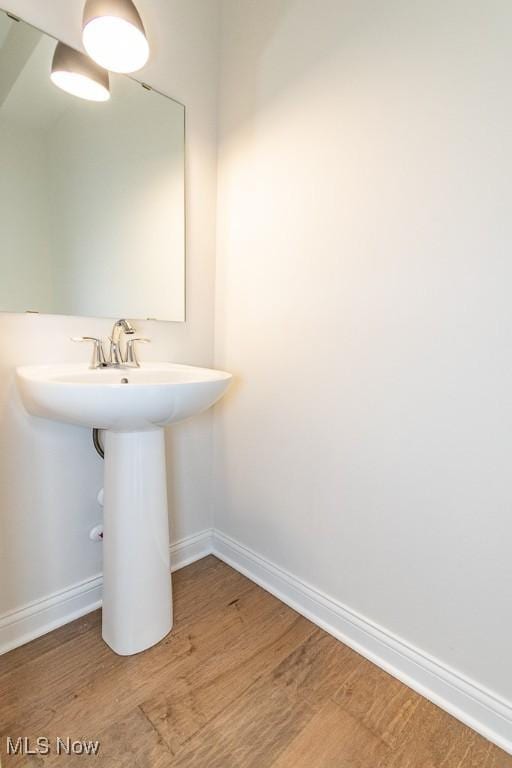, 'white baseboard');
170,528,213,572
0,574,103,657
0,528,213,657
211,530,512,756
